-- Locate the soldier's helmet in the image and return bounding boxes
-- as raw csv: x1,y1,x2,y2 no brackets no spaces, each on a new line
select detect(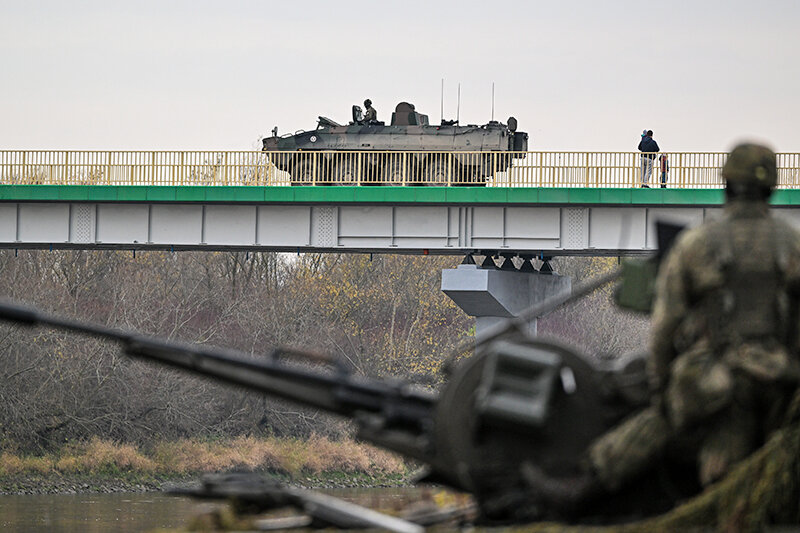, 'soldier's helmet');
364,99,372,107
722,143,778,190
